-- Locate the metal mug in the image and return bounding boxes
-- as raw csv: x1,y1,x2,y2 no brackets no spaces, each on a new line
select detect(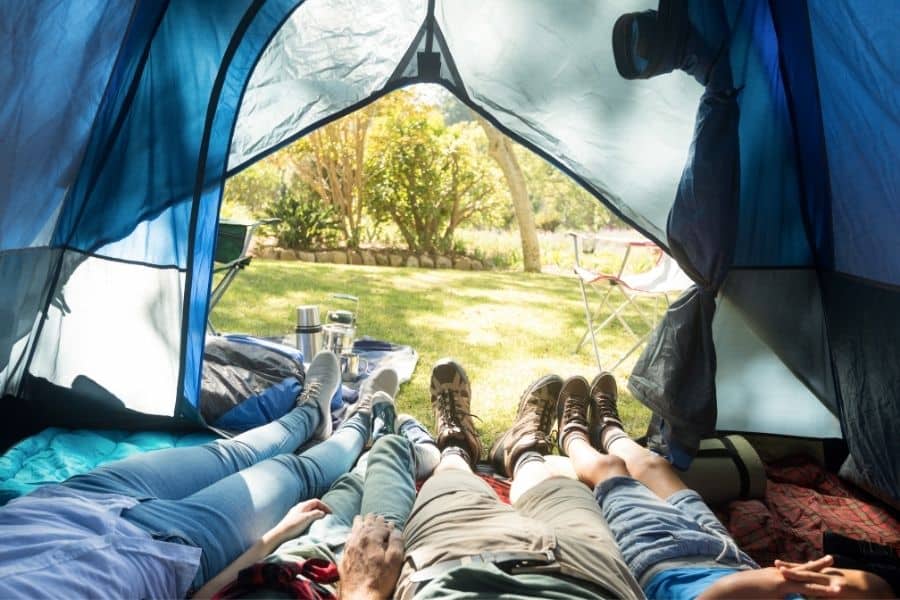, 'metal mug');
323,323,355,356
340,351,367,382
